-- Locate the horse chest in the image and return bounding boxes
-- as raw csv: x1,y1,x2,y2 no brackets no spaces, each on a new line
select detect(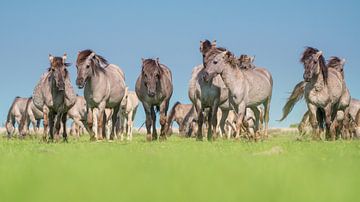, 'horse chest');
306,87,330,106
